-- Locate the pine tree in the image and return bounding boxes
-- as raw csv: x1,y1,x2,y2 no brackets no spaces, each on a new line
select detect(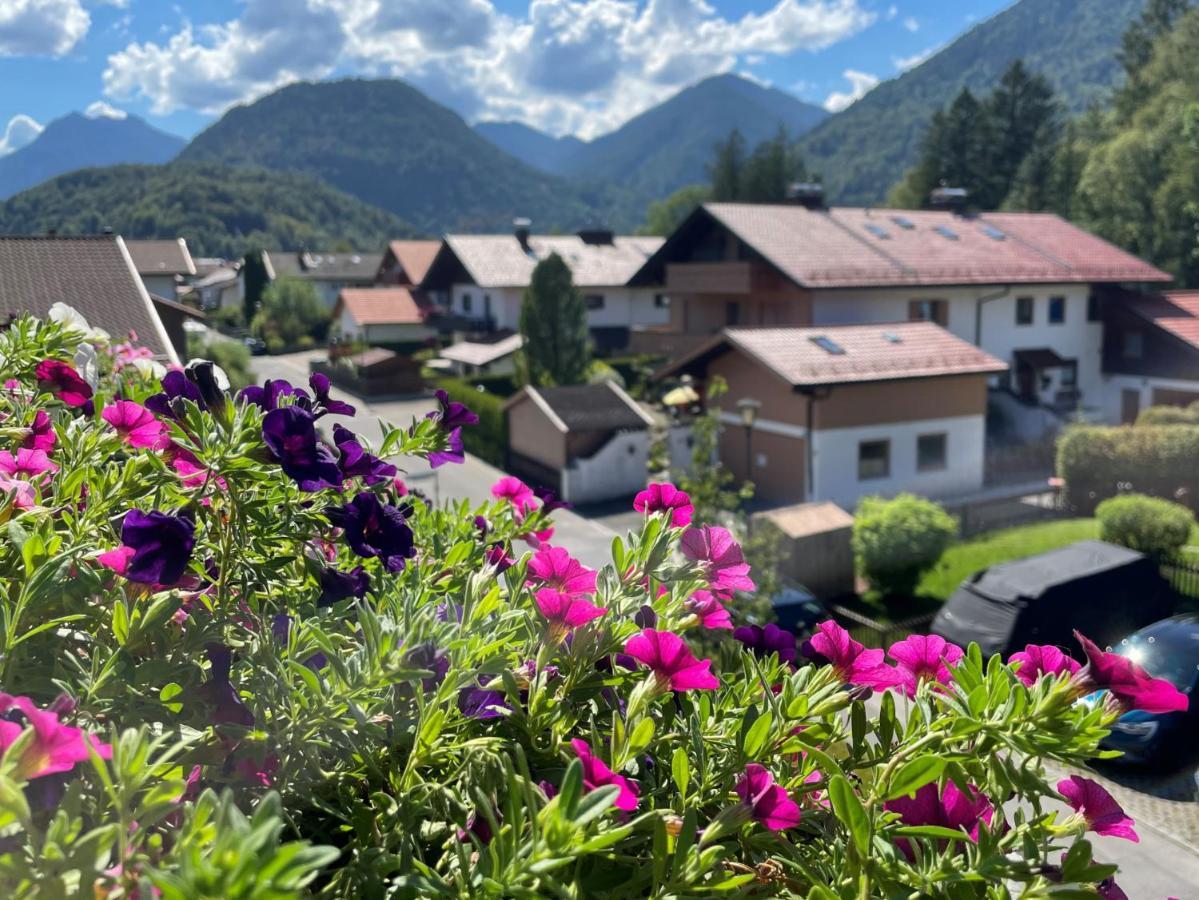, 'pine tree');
707,130,746,202
518,253,591,387
984,61,1058,208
